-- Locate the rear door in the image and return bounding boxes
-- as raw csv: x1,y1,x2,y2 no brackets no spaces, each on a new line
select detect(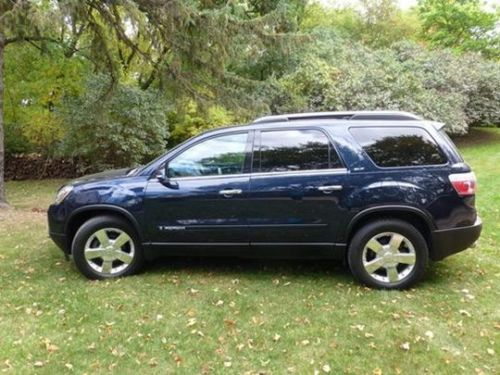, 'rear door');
247,128,348,252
